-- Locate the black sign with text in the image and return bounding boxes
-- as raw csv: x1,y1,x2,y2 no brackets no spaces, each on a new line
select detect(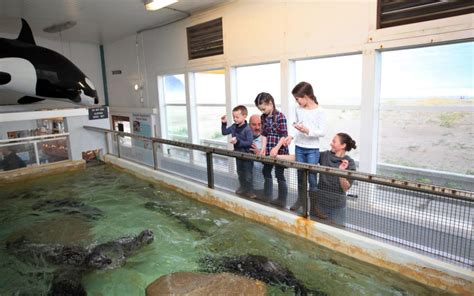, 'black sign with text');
88,107,108,120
